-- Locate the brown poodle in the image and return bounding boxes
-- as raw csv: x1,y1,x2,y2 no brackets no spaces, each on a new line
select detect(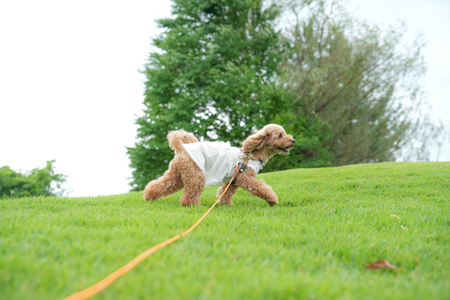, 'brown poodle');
143,124,295,206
